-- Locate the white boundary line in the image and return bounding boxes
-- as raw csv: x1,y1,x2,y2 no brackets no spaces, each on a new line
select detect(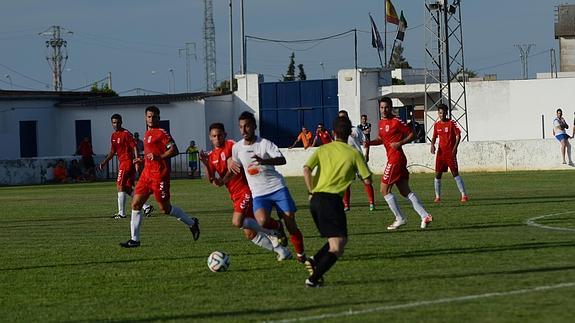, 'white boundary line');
266,282,575,323
525,211,575,232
